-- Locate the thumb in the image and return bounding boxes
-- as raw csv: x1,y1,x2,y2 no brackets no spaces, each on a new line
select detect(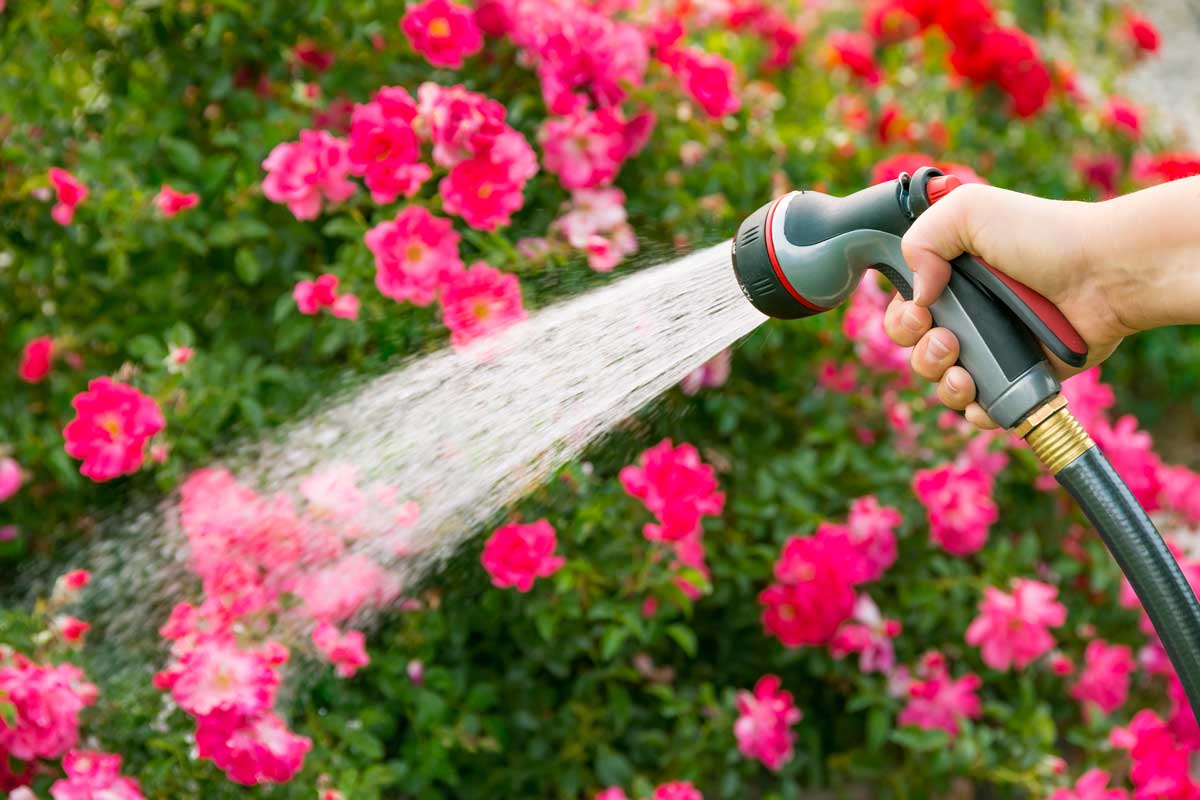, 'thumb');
901,183,986,307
